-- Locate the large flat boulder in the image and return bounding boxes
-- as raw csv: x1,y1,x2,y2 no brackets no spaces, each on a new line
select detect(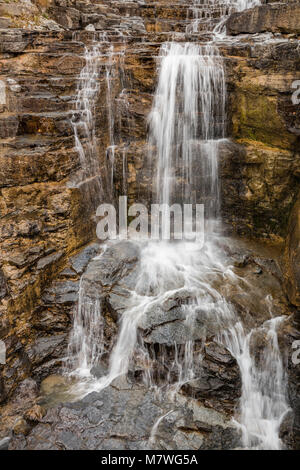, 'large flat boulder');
226,3,300,35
